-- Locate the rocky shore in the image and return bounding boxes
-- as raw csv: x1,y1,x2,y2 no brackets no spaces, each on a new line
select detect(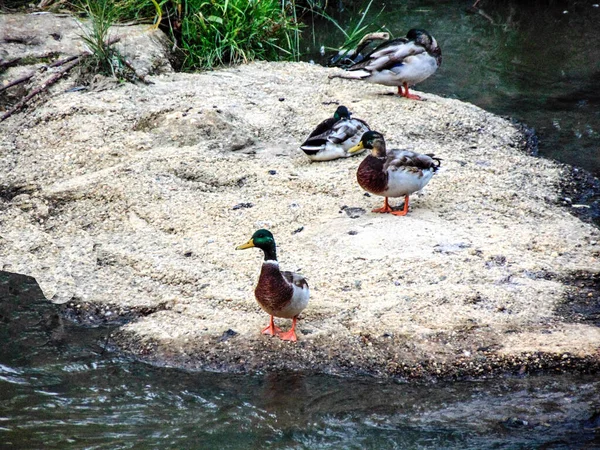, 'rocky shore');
1,15,599,379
